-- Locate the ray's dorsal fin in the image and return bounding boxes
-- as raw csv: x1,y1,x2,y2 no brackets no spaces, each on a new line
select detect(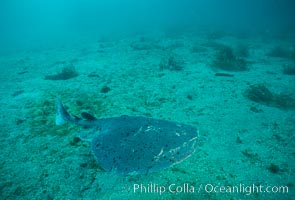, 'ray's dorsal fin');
81,112,97,120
